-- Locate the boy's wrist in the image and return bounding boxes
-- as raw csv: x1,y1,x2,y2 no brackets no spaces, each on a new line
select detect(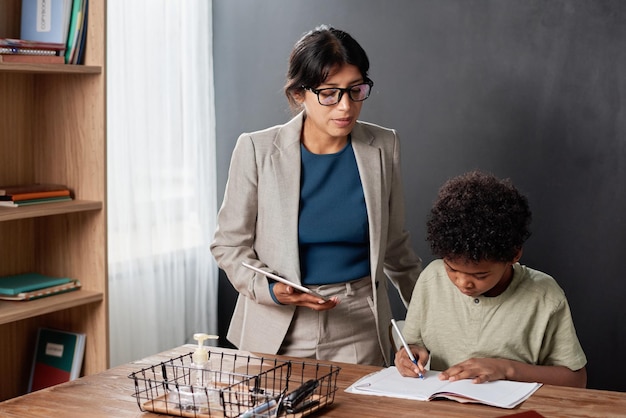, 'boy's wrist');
503,358,517,381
